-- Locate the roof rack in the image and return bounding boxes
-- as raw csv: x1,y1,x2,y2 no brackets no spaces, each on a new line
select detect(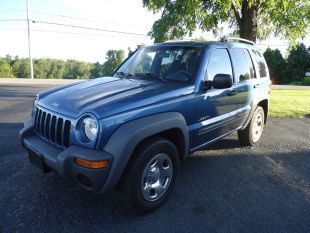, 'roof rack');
221,37,255,45
164,39,197,43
